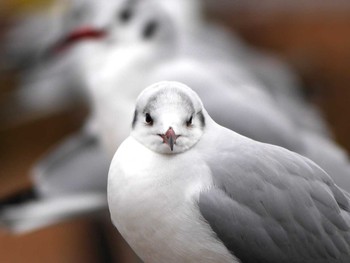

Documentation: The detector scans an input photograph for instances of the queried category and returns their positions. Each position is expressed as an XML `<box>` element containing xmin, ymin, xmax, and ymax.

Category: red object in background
<box><xmin>52</xmin><ymin>27</ymin><xmax>106</xmax><ymax>54</ymax></box>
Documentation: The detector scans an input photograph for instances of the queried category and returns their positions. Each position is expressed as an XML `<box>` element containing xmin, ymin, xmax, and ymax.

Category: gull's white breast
<box><xmin>108</xmin><ymin>136</ymin><xmax>238</xmax><ymax>263</ymax></box>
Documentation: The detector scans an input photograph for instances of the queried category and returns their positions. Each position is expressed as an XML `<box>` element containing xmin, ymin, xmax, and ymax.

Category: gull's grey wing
<box><xmin>299</xmin><ymin>132</ymin><xmax>350</xmax><ymax>192</ymax></box>
<box><xmin>198</xmin><ymin>128</ymin><xmax>350</xmax><ymax>263</ymax></box>
<box><xmin>33</xmin><ymin>131</ymin><xmax>110</xmax><ymax>197</ymax></box>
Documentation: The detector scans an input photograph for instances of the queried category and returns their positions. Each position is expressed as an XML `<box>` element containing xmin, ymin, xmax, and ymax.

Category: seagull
<box><xmin>108</xmin><ymin>81</ymin><xmax>350</xmax><ymax>263</ymax></box>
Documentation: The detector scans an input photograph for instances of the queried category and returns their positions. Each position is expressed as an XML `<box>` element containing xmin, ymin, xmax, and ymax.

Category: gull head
<box><xmin>112</xmin><ymin>0</ymin><xmax>177</xmax><ymax>50</ymax></box>
<box><xmin>131</xmin><ymin>81</ymin><xmax>206</xmax><ymax>154</ymax></box>
<box><xmin>51</xmin><ymin>0</ymin><xmax>177</xmax><ymax>55</ymax></box>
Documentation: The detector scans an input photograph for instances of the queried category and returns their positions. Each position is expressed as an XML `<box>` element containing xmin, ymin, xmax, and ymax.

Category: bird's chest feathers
<box><xmin>112</xmin><ymin>145</ymin><xmax>211</xmax><ymax>231</ymax></box>
<box><xmin>108</xmin><ymin>138</ymin><xmax>234</xmax><ymax>262</ymax></box>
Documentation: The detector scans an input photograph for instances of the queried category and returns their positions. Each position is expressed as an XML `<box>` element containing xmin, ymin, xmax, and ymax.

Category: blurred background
<box><xmin>0</xmin><ymin>0</ymin><xmax>350</xmax><ymax>262</ymax></box>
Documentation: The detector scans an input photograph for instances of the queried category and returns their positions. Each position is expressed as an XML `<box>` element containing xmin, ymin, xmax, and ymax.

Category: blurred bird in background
<box><xmin>0</xmin><ymin>0</ymin><xmax>350</xmax><ymax>262</ymax></box>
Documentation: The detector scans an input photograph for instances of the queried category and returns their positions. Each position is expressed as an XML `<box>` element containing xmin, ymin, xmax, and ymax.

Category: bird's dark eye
<box><xmin>145</xmin><ymin>113</ymin><xmax>153</xmax><ymax>125</ymax></box>
<box><xmin>118</xmin><ymin>8</ymin><xmax>133</xmax><ymax>22</ymax></box>
<box><xmin>142</xmin><ymin>20</ymin><xmax>158</xmax><ymax>39</ymax></box>
<box><xmin>186</xmin><ymin>116</ymin><xmax>193</xmax><ymax>127</ymax></box>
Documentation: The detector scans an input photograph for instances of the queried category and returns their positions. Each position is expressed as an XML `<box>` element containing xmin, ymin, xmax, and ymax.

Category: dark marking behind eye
<box><xmin>198</xmin><ymin>111</ymin><xmax>205</xmax><ymax>128</ymax></box>
<box><xmin>142</xmin><ymin>21</ymin><xmax>158</xmax><ymax>39</ymax></box>
<box><xmin>132</xmin><ymin>110</ymin><xmax>138</xmax><ymax>129</ymax></box>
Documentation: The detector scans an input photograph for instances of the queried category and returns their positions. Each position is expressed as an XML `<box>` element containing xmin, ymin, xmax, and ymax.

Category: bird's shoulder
<box><xmin>201</xmin><ymin>124</ymin><xmax>332</xmax><ymax>189</ymax></box>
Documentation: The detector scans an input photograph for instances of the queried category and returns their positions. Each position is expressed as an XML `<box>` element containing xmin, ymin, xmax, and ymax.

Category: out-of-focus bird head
<box><xmin>131</xmin><ymin>81</ymin><xmax>206</xmax><ymax>154</ymax></box>
<box><xmin>111</xmin><ymin>0</ymin><xmax>178</xmax><ymax>53</ymax></box>
<box><xmin>51</xmin><ymin>0</ymin><xmax>177</xmax><ymax>55</ymax></box>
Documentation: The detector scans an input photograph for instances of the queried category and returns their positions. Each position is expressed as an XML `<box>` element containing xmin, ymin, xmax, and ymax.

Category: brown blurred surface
<box><xmin>0</xmin><ymin>219</ymin><xmax>104</xmax><ymax>263</ymax></box>
<box><xmin>0</xmin><ymin>2</ymin><xmax>350</xmax><ymax>263</ymax></box>
<box><xmin>0</xmin><ymin>108</ymin><xmax>86</xmax><ymax>199</ymax></box>
<box><xmin>1</xmin><ymin>0</ymin><xmax>55</xmax><ymax>15</ymax></box>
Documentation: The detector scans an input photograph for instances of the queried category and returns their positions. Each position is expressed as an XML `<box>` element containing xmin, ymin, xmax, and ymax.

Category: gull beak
<box><xmin>52</xmin><ymin>27</ymin><xmax>106</xmax><ymax>54</ymax></box>
<box><xmin>160</xmin><ymin>127</ymin><xmax>178</xmax><ymax>151</ymax></box>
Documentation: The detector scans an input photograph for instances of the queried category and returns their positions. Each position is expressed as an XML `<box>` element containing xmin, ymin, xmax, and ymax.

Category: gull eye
<box><xmin>118</xmin><ymin>8</ymin><xmax>133</xmax><ymax>23</ymax></box>
<box><xmin>142</xmin><ymin>20</ymin><xmax>158</xmax><ymax>39</ymax></box>
<box><xmin>145</xmin><ymin>113</ymin><xmax>153</xmax><ymax>125</ymax></box>
<box><xmin>186</xmin><ymin>116</ymin><xmax>193</xmax><ymax>127</ymax></box>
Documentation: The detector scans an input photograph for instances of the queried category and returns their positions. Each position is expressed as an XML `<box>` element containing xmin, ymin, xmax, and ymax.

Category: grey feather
<box><xmin>33</xmin><ymin>131</ymin><xmax>111</xmax><ymax>197</ymax></box>
<box><xmin>0</xmin><ymin>193</ymin><xmax>107</xmax><ymax>234</ymax></box>
<box><xmin>0</xmin><ymin>131</ymin><xmax>111</xmax><ymax>233</ymax></box>
<box><xmin>198</xmin><ymin>126</ymin><xmax>350</xmax><ymax>263</ymax></box>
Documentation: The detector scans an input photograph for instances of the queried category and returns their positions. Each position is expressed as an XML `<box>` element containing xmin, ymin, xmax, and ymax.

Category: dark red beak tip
<box><xmin>52</xmin><ymin>27</ymin><xmax>106</xmax><ymax>54</ymax></box>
